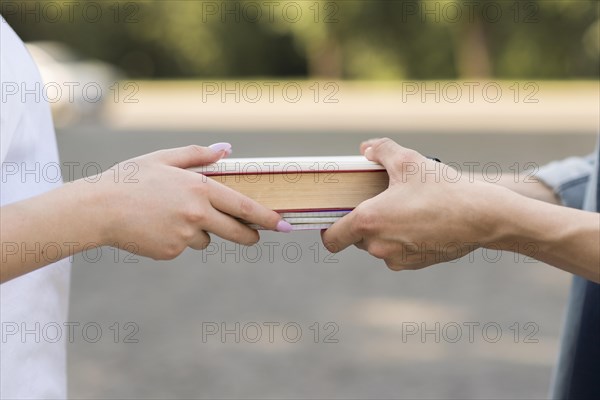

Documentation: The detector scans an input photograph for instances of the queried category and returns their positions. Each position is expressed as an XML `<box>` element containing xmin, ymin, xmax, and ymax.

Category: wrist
<box><xmin>476</xmin><ymin>184</ymin><xmax>527</xmax><ymax>250</ymax></box>
<box><xmin>68</xmin><ymin>178</ymin><xmax>115</xmax><ymax>247</ymax></box>
<box><xmin>478</xmin><ymin>183</ymin><xmax>555</xmax><ymax>254</ymax></box>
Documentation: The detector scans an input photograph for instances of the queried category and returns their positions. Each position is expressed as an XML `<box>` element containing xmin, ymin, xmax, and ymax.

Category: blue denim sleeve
<box><xmin>535</xmin><ymin>154</ymin><xmax>596</xmax><ymax>210</ymax></box>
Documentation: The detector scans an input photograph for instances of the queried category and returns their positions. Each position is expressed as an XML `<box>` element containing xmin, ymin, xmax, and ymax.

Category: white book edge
<box><xmin>189</xmin><ymin>155</ymin><xmax>384</xmax><ymax>175</ymax></box>
<box><xmin>247</xmin><ymin>222</ymin><xmax>337</xmax><ymax>231</ymax></box>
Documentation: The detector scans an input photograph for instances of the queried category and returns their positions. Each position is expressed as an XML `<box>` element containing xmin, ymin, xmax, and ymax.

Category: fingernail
<box><xmin>364</xmin><ymin>146</ymin><xmax>373</xmax><ymax>158</ymax></box>
<box><xmin>209</xmin><ymin>142</ymin><xmax>232</xmax><ymax>154</ymax></box>
<box><xmin>224</xmin><ymin>148</ymin><xmax>232</xmax><ymax>157</ymax></box>
<box><xmin>276</xmin><ymin>220</ymin><xmax>293</xmax><ymax>233</ymax></box>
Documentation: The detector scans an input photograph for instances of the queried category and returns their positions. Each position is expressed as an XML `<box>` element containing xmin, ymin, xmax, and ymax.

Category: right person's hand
<box><xmin>79</xmin><ymin>143</ymin><xmax>292</xmax><ymax>260</ymax></box>
<box><xmin>321</xmin><ymin>138</ymin><xmax>505</xmax><ymax>271</ymax></box>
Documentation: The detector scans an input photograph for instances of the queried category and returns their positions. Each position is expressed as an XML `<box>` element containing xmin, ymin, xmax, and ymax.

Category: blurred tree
<box><xmin>263</xmin><ymin>0</ymin><xmax>347</xmax><ymax>78</ymax></box>
<box><xmin>2</xmin><ymin>0</ymin><xmax>598</xmax><ymax>79</ymax></box>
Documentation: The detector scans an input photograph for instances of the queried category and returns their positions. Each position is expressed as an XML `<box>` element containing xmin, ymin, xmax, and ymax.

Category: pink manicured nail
<box><xmin>209</xmin><ymin>142</ymin><xmax>232</xmax><ymax>154</ymax></box>
<box><xmin>225</xmin><ymin>148</ymin><xmax>232</xmax><ymax>157</ymax></box>
<box><xmin>276</xmin><ymin>220</ymin><xmax>293</xmax><ymax>233</ymax></box>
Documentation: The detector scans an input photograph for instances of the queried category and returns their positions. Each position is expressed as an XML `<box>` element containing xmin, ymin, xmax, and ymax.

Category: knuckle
<box><xmin>372</xmin><ymin>137</ymin><xmax>392</xmax><ymax>150</ymax></box>
<box><xmin>185</xmin><ymin>207</ymin><xmax>207</xmax><ymax>225</ymax></box>
<box><xmin>238</xmin><ymin>198</ymin><xmax>255</xmax><ymax>221</ymax></box>
<box><xmin>371</xmin><ymin>137</ymin><xmax>395</xmax><ymax>154</ymax></box>
<box><xmin>187</xmin><ymin>144</ymin><xmax>205</xmax><ymax>156</ymax></box>
<box><xmin>366</xmin><ymin>243</ymin><xmax>388</xmax><ymax>259</ymax></box>
<box><xmin>385</xmin><ymin>260</ymin><xmax>405</xmax><ymax>271</ymax></box>
<box><xmin>352</xmin><ymin>206</ymin><xmax>377</xmax><ymax>235</ymax></box>
<box><xmin>191</xmin><ymin>180</ymin><xmax>209</xmax><ymax>196</ymax></box>
<box><xmin>161</xmin><ymin>242</ymin><xmax>185</xmax><ymax>260</ymax></box>
<box><xmin>181</xmin><ymin>227</ymin><xmax>196</xmax><ymax>242</ymax></box>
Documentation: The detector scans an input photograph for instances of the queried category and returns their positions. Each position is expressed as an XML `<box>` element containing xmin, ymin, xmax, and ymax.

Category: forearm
<box><xmin>1</xmin><ymin>180</ymin><xmax>108</xmax><ymax>283</ymax></box>
<box><xmin>490</xmin><ymin>173</ymin><xmax>560</xmax><ymax>205</ymax></box>
<box><xmin>484</xmin><ymin>186</ymin><xmax>600</xmax><ymax>283</ymax></box>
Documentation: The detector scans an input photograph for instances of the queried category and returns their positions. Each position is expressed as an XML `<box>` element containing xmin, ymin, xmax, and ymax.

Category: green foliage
<box><xmin>4</xmin><ymin>0</ymin><xmax>599</xmax><ymax>79</ymax></box>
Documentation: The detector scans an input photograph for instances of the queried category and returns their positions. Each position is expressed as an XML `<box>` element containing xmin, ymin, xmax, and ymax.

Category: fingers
<box><xmin>203</xmin><ymin>208</ymin><xmax>261</xmax><ymax>246</ymax></box>
<box><xmin>321</xmin><ymin>212</ymin><xmax>363</xmax><ymax>253</ymax></box>
<box><xmin>362</xmin><ymin>138</ymin><xmax>406</xmax><ymax>169</ymax></box>
<box><xmin>360</xmin><ymin>138</ymin><xmax>426</xmax><ymax>170</ymax></box>
<box><xmin>188</xmin><ymin>231</ymin><xmax>211</xmax><ymax>250</ymax></box>
<box><xmin>205</xmin><ymin>179</ymin><xmax>291</xmax><ymax>232</ymax></box>
<box><xmin>149</xmin><ymin>143</ymin><xmax>231</xmax><ymax>169</ymax></box>
<box><xmin>359</xmin><ymin>138</ymin><xmax>382</xmax><ymax>155</ymax></box>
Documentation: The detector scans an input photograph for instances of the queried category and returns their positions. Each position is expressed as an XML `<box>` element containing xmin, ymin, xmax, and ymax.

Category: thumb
<box><xmin>362</xmin><ymin>138</ymin><xmax>426</xmax><ymax>182</ymax></box>
<box><xmin>362</xmin><ymin>138</ymin><xmax>418</xmax><ymax>171</ymax></box>
<box><xmin>150</xmin><ymin>143</ymin><xmax>232</xmax><ymax>169</ymax></box>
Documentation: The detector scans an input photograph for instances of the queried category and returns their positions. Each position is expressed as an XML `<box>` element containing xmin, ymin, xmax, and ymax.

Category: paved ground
<box><xmin>57</xmin><ymin>126</ymin><xmax>596</xmax><ymax>399</ymax></box>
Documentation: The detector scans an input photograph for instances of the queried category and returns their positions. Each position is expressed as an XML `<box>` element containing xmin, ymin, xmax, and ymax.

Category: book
<box><xmin>190</xmin><ymin>156</ymin><xmax>389</xmax><ymax>230</ymax></box>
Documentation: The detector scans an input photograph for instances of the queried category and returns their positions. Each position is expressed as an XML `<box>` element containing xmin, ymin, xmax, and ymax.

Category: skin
<box><xmin>322</xmin><ymin>138</ymin><xmax>600</xmax><ymax>283</ymax></box>
<box><xmin>3</xmin><ymin>138</ymin><xmax>597</xmax><ymax>284</ymax></box>
<box><xmin>0</xmin><ymin>144</ymin><xmax>288</xmax><ymax>284</ymax></box>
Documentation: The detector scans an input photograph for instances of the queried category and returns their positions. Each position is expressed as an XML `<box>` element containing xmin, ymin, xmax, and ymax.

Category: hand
<box><xmin>321</xmin><ymin>138</ymin><xmax>506</xmax><ymax>271</ymax></box>
<box><xmin>83</xmin><ymin>143</ymin><xmax>291</xmax><ymax>260</ymax></box>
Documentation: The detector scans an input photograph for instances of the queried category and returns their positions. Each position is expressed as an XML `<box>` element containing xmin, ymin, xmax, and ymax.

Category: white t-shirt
<box><xmin>1</xmin><ymin>17</ymin><xmax>70</xmax><ymax>399</ymax></box>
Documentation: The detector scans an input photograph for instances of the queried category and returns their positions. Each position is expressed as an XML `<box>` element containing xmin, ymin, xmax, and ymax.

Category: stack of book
<box><xmin>191</xmin><ymin>156</ymin><xmax>389</xmax><ymax>230</ymax></box>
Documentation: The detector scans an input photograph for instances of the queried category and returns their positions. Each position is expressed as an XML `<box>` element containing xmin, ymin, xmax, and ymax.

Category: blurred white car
<box><xmin>25</xmin><ymin>41</ymin><xmax>122</xmax><ymax>128</ymax></box>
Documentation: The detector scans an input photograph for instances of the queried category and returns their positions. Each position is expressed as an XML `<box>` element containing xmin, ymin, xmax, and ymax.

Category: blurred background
<box><xmin>3</xmin><ymin>0</ymin><xmax>599</xmax><ymax>398</ymax></box>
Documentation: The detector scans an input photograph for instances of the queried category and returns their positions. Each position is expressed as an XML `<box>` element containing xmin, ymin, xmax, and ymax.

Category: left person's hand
<box><xmin>87</xmin><ymin>143</ymin><xmax>291</xmax><ymax>260</ymax></box>
<box><xmin>1</xmin><ymin>143</ymin><xmax>293</xmax><ymax>283</ymax></box>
